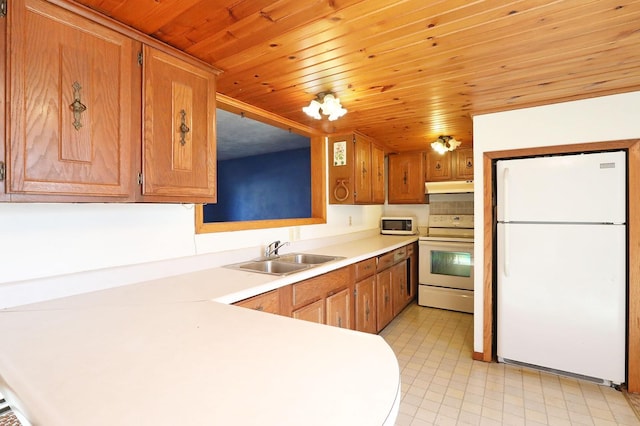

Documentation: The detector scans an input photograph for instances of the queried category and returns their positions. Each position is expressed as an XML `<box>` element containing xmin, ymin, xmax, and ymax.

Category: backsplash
<box><xmin>428</xmin><ymin>200</ymin><xmax>474</xmax><ymax>215</ymax></box>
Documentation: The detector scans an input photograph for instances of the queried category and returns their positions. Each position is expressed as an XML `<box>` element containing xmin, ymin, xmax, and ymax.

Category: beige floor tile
<box><xmin>383</xmin><ymin>303</ymin><xmax>640</xmax><ymax>426</ymax></box>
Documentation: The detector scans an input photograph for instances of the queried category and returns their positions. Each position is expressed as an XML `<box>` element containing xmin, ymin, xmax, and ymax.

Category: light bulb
<box><xmin>302</xmin><ymin>99</ymin><xmax>322</xmax><ymax>120</ymax></box>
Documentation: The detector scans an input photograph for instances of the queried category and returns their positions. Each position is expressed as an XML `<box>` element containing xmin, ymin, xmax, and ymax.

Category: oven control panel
<box><xmin>428</xmin><ymin>214</ymin><xmax>474</xmax><ymax>228</ymax></box>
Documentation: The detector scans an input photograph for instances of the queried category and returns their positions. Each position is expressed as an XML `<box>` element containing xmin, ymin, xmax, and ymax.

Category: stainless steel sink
<box><xmin>277</xmin><ymin>253</ymin><xmax>344</xmax><ymax>265</ymax></box>
<box><xmin>233</xmin><ymin>260</ymin><xmax>310</xmax><ymax>275</ymax></box>
<box><xmin>224</xmin><ymin>252</ymin><xmax>344</xmax><ymax>276</ymax></box>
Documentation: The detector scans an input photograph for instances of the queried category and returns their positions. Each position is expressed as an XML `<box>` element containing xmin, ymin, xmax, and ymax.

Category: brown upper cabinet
<box><xmin>5</xmin><ymin>0</ymin><xmax>138</xmax><ymax>201</ymax></box>
<box><xmin>140</xmin><ymin>46</ymin><xmax>217</xmax><ymax>203</ymax></box>
<box><xmin>328</xmin><ymin>132</ymin><xmax>385</xmax><ymax>205</ymax></box>
<box><xmin>388</xmin><ymin>151</ymin><xmax>426</xmax><ymax>204</ymax></box>
<box><xmin>426</xmin><ymin>147</ymin><xmax>474</xmax><ymax>182</ymax></box>
<box><xmin>370</xmin><ymin>143</ymin><xmax>386</xmax><ymax>203</ymax></box>
<box><xmin>2</xmin><ymin>0</ymin><xmax>219</xmax><ymax>203</ymax></box>
<box><xmin>453</xmin><ymin>147</ymin><xmax>474</xmax><ymax>180</ymax></box>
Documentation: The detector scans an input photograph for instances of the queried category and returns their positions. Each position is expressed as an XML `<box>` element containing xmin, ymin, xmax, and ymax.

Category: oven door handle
<box><xmin>419</xmin><ymin>241</ymin><xmax>473</xmax><ymax>250</ymax></box>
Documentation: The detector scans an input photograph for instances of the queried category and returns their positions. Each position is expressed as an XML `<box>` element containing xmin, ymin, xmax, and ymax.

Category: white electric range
<box><xmin>418</xmin><ymin>214</ymin><xmax>474</xmax><ymax>313</ymax></box>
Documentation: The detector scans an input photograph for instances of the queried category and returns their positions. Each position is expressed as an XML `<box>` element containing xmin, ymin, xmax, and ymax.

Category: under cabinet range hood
<box><xmin>425</xmin><ymin>180</ymin><xmax>474</xmax><ymax>194</ymax></box>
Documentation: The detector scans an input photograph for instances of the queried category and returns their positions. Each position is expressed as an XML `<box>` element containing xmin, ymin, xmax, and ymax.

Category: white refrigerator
<box><xmin>496</xmin><ymin>151</ymin><xmax>626</xmax><ymax>385</ymax></box>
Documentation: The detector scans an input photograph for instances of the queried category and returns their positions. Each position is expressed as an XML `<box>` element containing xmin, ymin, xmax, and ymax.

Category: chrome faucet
<box><xmin>264</xmin><ymin>240</ymin><xmax>289</xmax><ymax>258</ymax></box>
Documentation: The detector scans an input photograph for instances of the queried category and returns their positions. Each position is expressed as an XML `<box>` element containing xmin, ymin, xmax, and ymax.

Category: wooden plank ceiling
<box><xmin>72</xmin><ymin>0</ymin><xmax>640</xmax><ymax>151</ymax></box>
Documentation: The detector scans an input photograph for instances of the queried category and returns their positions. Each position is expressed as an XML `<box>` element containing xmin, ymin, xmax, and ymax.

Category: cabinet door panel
<box><xmin>326</xmin><ymin>288</ymin><xmax>352</xmax><ymax>329</ymax></box>
<box><xmin>371</xmin><ymin>144</ymin><xmax>385</xmax><ymax>203</ymax></box>
<box><xmin>293</xmin><ymin>299</ymin><xmax>324</xmax><ymax>324</ymax></box>
<box><xmin>142</xmin><ymin>46</ymin><xmax>216</xmax><ymax>201</ymax></box>
<box><xmin>355</xmin><ymin>277</ymin><xmax>377</xmax><ymax>334</ymax></box>
<box><xmin>388</xmin><ymin>152</ymin><xmax>425</xmax><ymax>204</ymax></box>
<box><xmin>392</xmin><ymin>261</ymin><xmax>408</xmax><ymax>316</ymax></box>
<box><xmin>426</xmin><ymin>151</ymin><xmax>452</xmax><ymax>182</ymax></box>
<box><xmin>354</xmin><ymin>135</ymin><xmax>372</xmax><ymax>203</ymax></box>
<box><xmin>454</xmin><ymin>148</ymin><xmax>474</xmax><ymax>180</ymax></box>
<box><xmin>376</xmin><ymin>269</ymin><xmax>394</xmax><ymax>332</ymax></box>
<box><xmin>8</xmin><ymin>0</ymin><xmax>136</xmax><ymax>197</ymax></box>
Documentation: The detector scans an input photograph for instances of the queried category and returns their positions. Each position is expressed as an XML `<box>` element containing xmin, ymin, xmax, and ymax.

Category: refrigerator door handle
<box><xmin>503</xmin><ymin>225</ymin><xmax>510</xmax><ymax>277</ymax></box>
<box><xmin>502</xmin><ymin>167</ymin><xmax>510</xmax><ymax>222</ymax></box>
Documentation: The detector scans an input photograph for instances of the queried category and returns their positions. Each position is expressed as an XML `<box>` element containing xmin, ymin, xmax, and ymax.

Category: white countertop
<box><xmin>0</xmin><ymin>234</ymin><xmax>417</xmax><ymax>425</ymax></box>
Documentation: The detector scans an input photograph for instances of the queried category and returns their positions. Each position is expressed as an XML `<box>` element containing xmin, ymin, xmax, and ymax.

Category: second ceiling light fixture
<box><xmin>431</xmin><ymin>135</ymin><xmax>461</xmax><ymax>154</ymax></box>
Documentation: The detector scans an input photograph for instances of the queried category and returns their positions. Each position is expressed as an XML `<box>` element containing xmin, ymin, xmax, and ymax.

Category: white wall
<box><xmin>0</xmin><ymin>198</ymin><xmax>384</xmax><ymax>307</ymax></box>
<box><xmin>472</xmin><ymin>91</ymin><xmax>640</xmax><ymax>353</ymax></box>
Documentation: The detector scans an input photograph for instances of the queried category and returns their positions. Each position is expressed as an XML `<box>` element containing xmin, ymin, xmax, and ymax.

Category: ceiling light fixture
<box><xmin>302</xmin><ymin>92</ymin><xmax>347</xmax><ymax>121</ymax></box>
<box><xmin>431</xmin><ymin>135</ymin><xmax>461</xmax><ymax>154</ymax></box>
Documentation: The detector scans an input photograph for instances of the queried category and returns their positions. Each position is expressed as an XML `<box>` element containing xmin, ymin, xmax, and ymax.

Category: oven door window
<box><xmin>431</xmin><ymin>250</ymin><xmax>472</xmax><ymax>277</ymax></box>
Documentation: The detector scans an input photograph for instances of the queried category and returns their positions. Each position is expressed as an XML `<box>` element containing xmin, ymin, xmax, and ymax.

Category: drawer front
<box><xmin>406</xmin><ymin>243</ymin><xmax>415</xmax><ymax>256</ymax></box>
<box><xmin>354</xmin><ymin>258</ymin><xmax>376</xmax><ymax>281</ymax></box>
<box><xmin>234</xmin><ymin>290</ymin><xmax>280</xmax><ymax>314</ymax></box>
<box><xmin>292</xmin><ymin>267</ymin><xmax>351</xmax><ymax>308</ymax></box>
<box><xmin>377</xmin><ymin>251</ymin><xmax>395</xmax><ymax>271</ymax></box>
<box><xmin>393</xmin><ymin>246</ymin><xmax>407</xmax><ymax>263</ymax></box>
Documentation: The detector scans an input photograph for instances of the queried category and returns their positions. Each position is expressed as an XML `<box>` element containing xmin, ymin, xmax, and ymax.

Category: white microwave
<box><xmin>380</xmin><ymin>216</ymin><xmax>417</xmax><ymax>235</ymax></box>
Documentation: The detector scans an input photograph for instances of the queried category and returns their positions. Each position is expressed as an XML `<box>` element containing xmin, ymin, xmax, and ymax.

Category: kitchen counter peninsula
<box><xmin>0</xmin><ymin>234</ymin><xmax>418</xmax><ymax>425</ymax></box>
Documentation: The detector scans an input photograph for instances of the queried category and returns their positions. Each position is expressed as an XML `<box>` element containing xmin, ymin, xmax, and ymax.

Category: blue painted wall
<box><xmin>203</xmin><ymin>148</ymin><xmax>311</xmax><ymax>222</ymax></box>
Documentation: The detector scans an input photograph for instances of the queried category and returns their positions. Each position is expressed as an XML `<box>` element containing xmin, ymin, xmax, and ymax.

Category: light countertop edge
<box><xmin>0</xmin><ymin>301</ymin><xmax>402</xmax><ymax>425</ymax></box>
<box><xmin>0</xmin><ymin>234</ymin><xmax>417</xmax><ymax>425</ymax></box>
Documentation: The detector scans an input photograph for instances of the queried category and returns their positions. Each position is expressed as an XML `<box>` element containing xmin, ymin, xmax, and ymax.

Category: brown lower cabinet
<box><xmin>292</xmin><ymin>299</ymin><xmax>324</xmax><ymax>323</ymax></box>
<box><xmin>391</xmin><ymin>261</ymin><xmax>408</xmax><ymax>317</ymax></box>
<box><xmin>376</xmin><ymin>267</ymin><xmax>395</xmax><ymax>332</ymax></box>
<box><xmin>325</xmin><ymin>288</ymin><xmax>352</xmax><ymax>329</ymax></box>
<box><xmin>355</xmin><ymin>276</ymin><xmax>377</xmax><ymax>333</ymax></box>
<box><xmin>233</xmin><ymin>289</ymin><xmax>281</xmax><ymax>314</ymax></box>
<box><xmin>234</xmin><ymin>243</ymin><xmax>417</xmax><ymax>334</ymax></box>
<box><xmin>289</xmin><ymin>266</ymin><xmax>354</xmax><ymax>329</ymax></box>
<box><xmin>354</xmin><ymin>257</ymin><xmax>378</xmax><ymax>333</ymax></box>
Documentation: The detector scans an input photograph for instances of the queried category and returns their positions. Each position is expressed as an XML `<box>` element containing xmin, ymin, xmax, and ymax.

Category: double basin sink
<box><xmin>225</xmin><ymin>253</ymin><xmax>345</xmax><ymax>276</ymax></box>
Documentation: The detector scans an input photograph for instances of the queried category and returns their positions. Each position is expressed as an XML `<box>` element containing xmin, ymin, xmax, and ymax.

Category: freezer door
<box><xmin>497</xmin><ymin>151</ymin><xmax>626</xmax><ymax>224</ymax></box>
<box><xmin>497</xmin><ymin>223</ymin><xmax>626</xmax><ymax>384</ymax></box>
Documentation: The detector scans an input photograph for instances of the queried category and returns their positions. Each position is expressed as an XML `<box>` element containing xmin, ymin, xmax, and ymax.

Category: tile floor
<box><xmin>380</xmin><ymin>303</ymin><xmax>640</xmax><ymax>426</ymax></box>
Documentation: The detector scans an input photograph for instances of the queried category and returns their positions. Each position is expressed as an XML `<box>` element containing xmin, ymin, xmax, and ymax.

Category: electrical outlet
<box><xmin>348</xmin><ymin>215</ymin><xmax>352</xmax><ymax>226</ymax></box>
<box><xmin>289</xmin><ymin>226</ymin><xmax>301</xmax><ymax>241</ymax></box>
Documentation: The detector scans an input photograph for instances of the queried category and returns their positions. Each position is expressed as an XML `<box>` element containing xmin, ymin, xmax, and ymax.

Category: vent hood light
<box><xmin>425</xmin><ymin>180</ymin><xmax>474</xmax><ymax>194</ymax></box>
